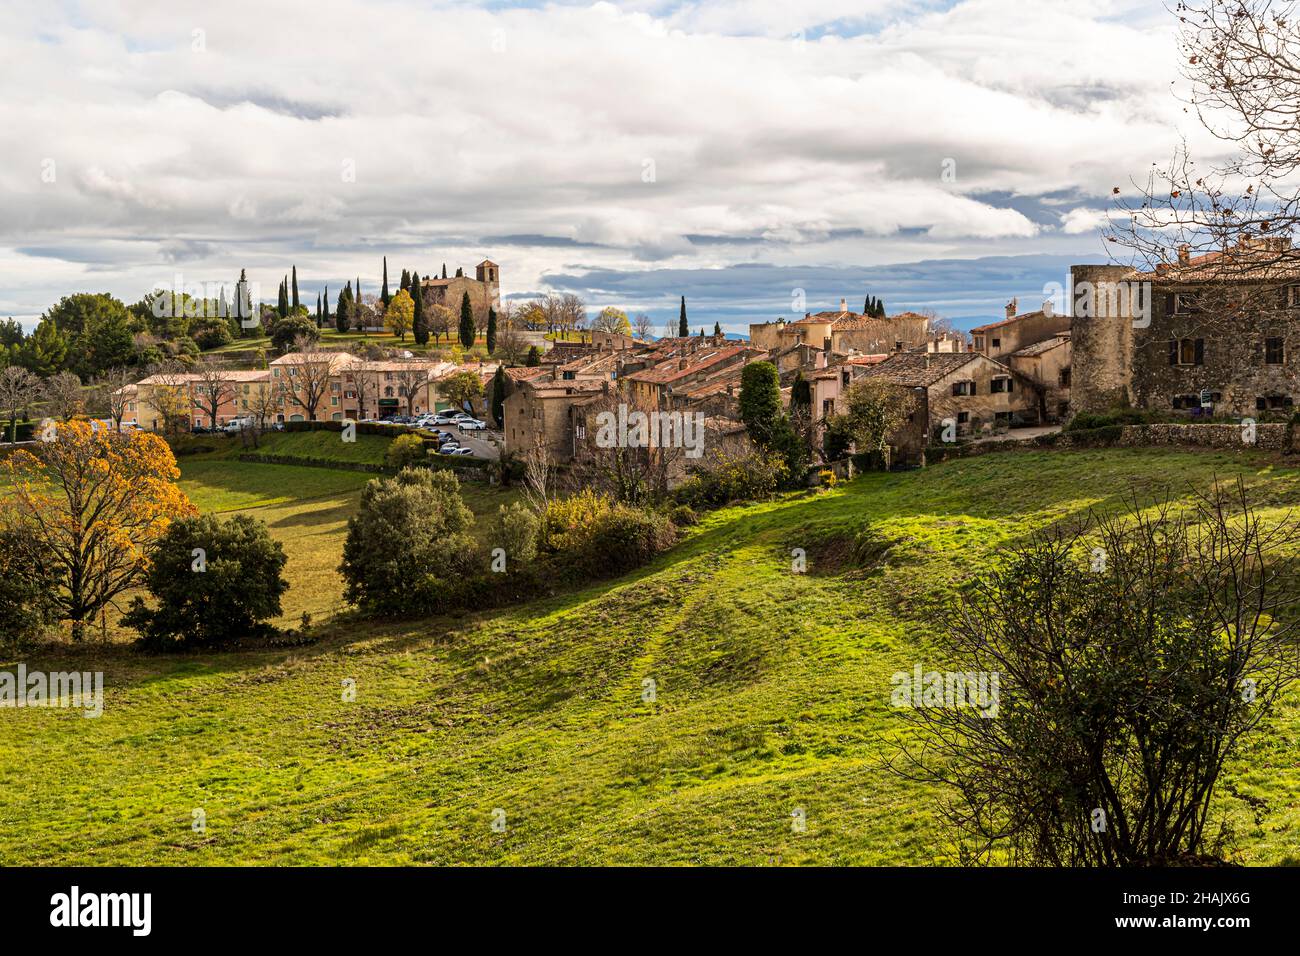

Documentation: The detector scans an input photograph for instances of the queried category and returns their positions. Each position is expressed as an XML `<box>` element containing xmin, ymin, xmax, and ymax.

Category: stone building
<box><xmin>970</xmin><ymin>300</ymin><xmax>1071</xmax><ymax>361</ymax></box>
<box><xmin>1009</xmin><ymin>334</ymin><xmax>1072</xmax><ymax>422</ymax></box>
<box><xmin>749</xmin><ymin>302</ymin><xmax>929</xmax><ymax>355</ymax></box>
<box><xmin>1069</xmin><ymin>238</ymin><xmax>1300</xmax><ymax>417</ymax></box>
<box><xmin>420</xmin><ymin>259</ymin><xmax>501</xmax><ymax>326</ymax></box>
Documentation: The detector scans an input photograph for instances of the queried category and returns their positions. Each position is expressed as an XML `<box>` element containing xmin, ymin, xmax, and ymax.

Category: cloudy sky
<box><xmin>0</xmin><ymin>0</ymin><xmax>1225</xmax><ymax>333</ymax></box>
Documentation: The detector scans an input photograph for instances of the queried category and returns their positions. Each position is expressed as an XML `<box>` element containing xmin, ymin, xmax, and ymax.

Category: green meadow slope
<box><xmin>2</xmin><ymin>448</ymin><xmax>1300</xmax><ymax>865</ymax></box>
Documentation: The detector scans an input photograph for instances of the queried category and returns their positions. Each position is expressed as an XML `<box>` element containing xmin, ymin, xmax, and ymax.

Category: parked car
<box><xmin>447</xmin><ymin>447</ymin><xmax>476</xmax><ymax>456</ymax></box>
<box><xmin>222</xmin><ymin>417</ymin><xmax>253</xmax><ymax>434</ymax></box>
<box><xmin>457</xmin><ymin>418</ymin><xmax>487</xmax><ymax>431</ymax></box>
<box><xmin>431</xmin><ymin>413</ymin><xmax>459</xmax><ymax>426</ymax></box>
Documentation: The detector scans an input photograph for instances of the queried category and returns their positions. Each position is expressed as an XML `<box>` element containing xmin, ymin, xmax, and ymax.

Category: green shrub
<box><xmin>122</xmin><ymin>514</ymin><xmax>289</xmax><ymax>651</ymax></box>
<box><xmin>339</xmin><ymin>467</ymin><xmax>477</xmax><ymax>615</ymax></box>
<box><xmin>539</xmin><ymin>488</ymin><xmax>616</xmax><ymax>553</ymax></box>
<box><xmin>494</xmin><ymin>501</ymin><xmax>539</xmax><ymax>565</ymax></box>
<box><xmin>385</xmin><ymin>432</ymin><xmax>427</xmax><ymax>469</ymax></box>
<box><xmin>0</xmin><ymin>529</ymin><xmax>58</xmax><ymax>651</ymax></box>
<box><xmin>670</xmin><ymin>504</ymin><xmax>698</xmax><ymax>527</ymax></box>
<box><xmin>585</xmin><ymin>507</ymin><xmax>677</xmax><ymax>575</ymax></box>
<box><xmin>675</xmin><ymin>450</ymin><xmax>788</xmax><ymax>509</ymax></box>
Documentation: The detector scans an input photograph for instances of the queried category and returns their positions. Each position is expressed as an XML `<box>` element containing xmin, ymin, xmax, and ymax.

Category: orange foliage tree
<box><xmin>1</xmin><ymin>419</ymin><xmax>196</xmax><ymax>641</ymax></box>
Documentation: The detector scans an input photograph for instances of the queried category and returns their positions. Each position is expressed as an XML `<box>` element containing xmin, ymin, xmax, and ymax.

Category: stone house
<box><xmin>749</xmin><ymin>302</ymin><xmax>929</xmax><ymax>355</ymax></box>
<box><xmin>502</xmin><ymin>378</ymin><xmax>607</xmax><ymax>461</ymax></box>
<box><xmin>1009</xmin><ymin>333</ymin><xmax>1072</xmax><ymax>421</ymax></box>
<box><xmin>970</xmin><ymin>299</ymin><xmax>1071</xmax><ymax>361</ymax></box>
<box><xmin>419</xmin><ymin>259</ymin><xmax>501</xmax><ymax>327</ymax></box>
<box><xmin>1070</xmin><ymin>239</ymin><xmax>1300</xmax><ymax>417</ymax></box>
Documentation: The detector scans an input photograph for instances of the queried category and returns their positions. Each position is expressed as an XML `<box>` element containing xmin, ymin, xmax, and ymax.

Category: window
<box><xmin>991</xmin><ymin>338</ymin><xmax>1001</xmax><ymax>349</ymax></box>
<box><xmin>1173</xmin><ymin>293</ymin><xmax>1192</xmax><ymax>314</ymax></box>
<box><xmin>974</xmin><ymin>336</ymin><xmax>985</xmax><ymax>351</ymax></box>
<box><xmin>1059</xmin><ymin>367</ymin><xmax>1072</xmax><ymax>387</ymax></box>
<box><xmin>1266</xmin><ymin>337</ymin><xmax>1285</xmax><ymax>364</ymax></box>
<box><xmin>991</xmin><ymin>377</ymin><xmax>1013</xmax><ymax>394</ymax></box>
<box><xmin>957</xmin><ymin>411</ymin><xmax>970</xmax><ymax>424</ymax></box>
<box><xmin>1257</xmin><ymin>395</ymin><xmax>1293</xmax><ymax>411</ymax></box>
<box><xmin>1288</xmin><ymin>286</ymin><xmax>1300</xmax><ymax>308</ymax></box>
<box><xmin>952</xmin><ymin>381</ymin><xmax>971</xmax><ymax>397</ymax></box>
<box><xmin>1171</xmin><ymin>338</ymin><xmax>1204</xmax><ymax>366</ymax></box>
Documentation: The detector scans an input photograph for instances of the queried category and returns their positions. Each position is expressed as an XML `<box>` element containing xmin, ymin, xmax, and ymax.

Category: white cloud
<box><xmin>0</xmin><ymin>0</ymin><xmax>1218</xmax><ymax>322</ymax></box>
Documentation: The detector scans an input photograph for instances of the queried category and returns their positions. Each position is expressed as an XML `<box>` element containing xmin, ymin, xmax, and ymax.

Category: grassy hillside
<box><xmin>3</xmin><ymin>447</ymin><xmax>1300</xmax><ymax>865</ymax></box>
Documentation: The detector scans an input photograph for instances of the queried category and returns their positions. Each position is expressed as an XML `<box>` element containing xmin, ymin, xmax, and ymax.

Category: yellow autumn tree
<box><xmin>385</xmin><ymin>288</ymin><xmax>415</xmax><ymax>340</ymax></box>
<box><xmin>0</xmin><ymin>419</ymin><xmax>196</xmax><ymax>641</ymax></box>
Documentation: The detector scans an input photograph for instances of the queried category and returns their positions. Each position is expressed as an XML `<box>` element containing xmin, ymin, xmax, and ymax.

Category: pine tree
<box><xmin>291</xmin><ymin>266</ymin><xmax>299</xmax><ymax>312</ymax></box>
<box><xmin>382</xmin><ymin>257</ymin><xmax>391</xmax><ymax>307</ymax></box>
<box><xmin>864</xmin><ymin>296</ymin><xmax>871</xmax><ymax>315</ymax></box>
<box><xmin>458</xmin><ymin>292</ymin><xmax>475</xmax><ymax>349</ymax></box>
<box><xmin>713</xmin><ymin>321</ymin><xmax>722</xmax><ymax>337</ymax></box>
<box><xmin>412</xmin><ymin>276</ymin><xmax>427</xmax><ymax>346</ymax></box>
<box><xmin>316</xmin><ymin>293</ymin><xmax>322</xmax><ymax>326</ymax></box>
<box><xmin>400</xmin><ymin>268</ymin><xmax>410</xmax><ymax>293</ymax></box>
<box><xmin>441</xmin><ymin>263</ymin><xmax>447</xmax><ymax>279</ymax></box>
<box><xmin>323</xmin><ymin>285</ymin><xmax>330</xmax><ymax>328</ymax></box>
<box><xmin>277</xmin><ymin>278</ymin><xmax>288</xmax><ymax>318</ymax></box>
<box><xmin>486</xmin><ymin>307</ymin><xmax>497</xmax><ymax>354</ymax></box>
<box><xmin>525</xmin><ymin>345</ymin><xmax>541</xmax><ymax>367</ymax></box>
<box><xmin>678</xmin><ymin>296</ymin><xmax>688</xmax><ymax>337</ymax></box>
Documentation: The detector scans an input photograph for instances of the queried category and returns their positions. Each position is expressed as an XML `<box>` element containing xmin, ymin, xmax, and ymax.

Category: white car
<box><xmin>456</xmin><ymin>419</ymin><xmax>487</xmax><ymax>431</ymax></box>
<box><xmin>448</xmin><ymin>447</ymin><xmax>475</xmax><ymax>456</ymax></box>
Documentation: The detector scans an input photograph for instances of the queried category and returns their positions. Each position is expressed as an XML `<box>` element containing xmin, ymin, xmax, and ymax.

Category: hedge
<box><xmin>237</xmin><ymin>452</ymin><xmax>492</xmax><ymax>478</ymax></box>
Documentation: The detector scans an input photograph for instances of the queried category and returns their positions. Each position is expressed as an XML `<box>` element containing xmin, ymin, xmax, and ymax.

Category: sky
<box><xmin>0</xmin><ymin>0</ymin><xmax>1227</xmax><ymax>334</ymax></box>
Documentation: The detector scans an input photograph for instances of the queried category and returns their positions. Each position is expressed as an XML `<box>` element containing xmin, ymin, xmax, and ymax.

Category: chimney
<box><xmin>1005</xmin><ymin>297</ymin><xmax>1018</xmax><ymax>320</ymax></box>
<box><xmin>1042</xmin><ymin>299</ymin><xmax>1054</xmax><ymax>317</ymax></box>
<box><xmin>1178</xmin><ymin>244</ymin><xmax>1190</xmax><ymax>266</ymax></box>
<box><xmin>839</xmin><ymin>297</ymin><xmax>847</xmax><ymax>312</ymax></box>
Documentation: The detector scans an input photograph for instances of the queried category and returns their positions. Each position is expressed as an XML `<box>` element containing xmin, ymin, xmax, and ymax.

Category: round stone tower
<box><xmin>1069</xmin><ymin>264</ymin><xmax>1135</xmax><ymax>414</ymax></box>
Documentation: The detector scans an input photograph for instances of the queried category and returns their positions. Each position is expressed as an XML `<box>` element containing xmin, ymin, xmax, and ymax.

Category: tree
<box><xmin>0</xmin><ymin>527</ymin><xmax>59</xmax><ymax>651</ymax></box>
<box><xmin>322</xmin><ymin>285</ymin><xmax>330</xmax><ymax>329</ymax></box>
<box><xmin>335</xmin><ymin>284</ymin><xmax>352</xmax><ymax>334</ymax></box>
<box><xmin>678</xmin><ymin>296</ymin><xmax>688</xmax><ymax>337</ymax></box>
<box><xmin>458</xmin><ymin>292</ymin><xmax>475</xmax><ymax>349</ymax></box>
<box><xmin>428</xmin><ymin>303</ymin><xmax>453</xmax><ymax>344</ymax></box>
<box><xmin>277</xmin><ymin>340</ymin><xmax>336</xmax><ymax>421</ymax></box>
<box><xmin>291</xmin><ymin>266</ymin><xmax>300</xmax><ymax>312</ymax></box>
<box><xmin>382</xmin><ymin>257</ymin><xmax>391</xmax><ymax>307</ymax></box>
<box><xmin>526</xmin><ymin>345</ymin><xmax>541</xmax><ymax>367</ymax></box>
<box><xmin>140</xmin><ymin>361</ymin><xmax>192</xmax><ymax>439</ymax></box>
<box><xmin>490</xmin><ymin>365</ymin><xmax>507</xmax><ymax>427</ymax></box>
<box><xmin>889</xmin><ymin>482</ymin><xmax>1300</xmax><ymax>865</ymax></box>
<box><xmin>349</xmin><ymin>364</ymin><xmax>381</xmax><ymax>422</ymax></box>
<box><xmin>191</xmin><ymin>318</ymin><xmax>233</xmax><ymax>351</ymax></box>
<box><xmin>123</xmin><ymin>513</ymin><xmax>289</xmax><ymax>650</ymax></box>
<box><xmin>438</xmin><ymin>369</ymin><xmax>484</xmax><ymax>413</ymax></box>
<box><xmin>270</xmin><ymin>315</ymin><xmax>319</xmax><ymax>353</ymax></box>
<box><xmin>20</xmin><ymin>318</ymin><xmax>68</xmax><ymax>377</ymax></box>
<box><xmin>412</xmin><ymin>282</ymin><xmax>428</xmax><ymax>345</ymax></box>
<box><xmin>738</xmin><ymin>361</ymin><xmax>785</xmax><ymax>448</ymax></box>
<box><xmin>385</xmin><ymin>433</ymin><xmax>427</xmax><ymax>469</ymax></box>
<box><xmin>494</xmin><ymin>329</ymin><xmax>529</xmax><ymax>365</ymax></box>
<box><xmin>713</xmin><ymin>321</ymin><xmax>722</xmax><ymax>337</ymax></box>
<box><xmin>192</xmin><ymin>360</ymin><xmax>237</xmax><ymax>429</ymax></box>
<box><xmin>394</xmin><ymin>364</ymin><xmax>428</xmax><ymax>417</ymax></box>
<box><xmin>592</xmin><ymin>307</ymin><xmax>631</xmax><ymax>334</ymax></box>
<box><xmin>0</xmin><ymin>366</ymin><xmax>41</xmax><ymax>442</ymax></box>
<box><xmin>385</xmin><ymin>289</ymin><xmax>415</xmax><ymax>341</ymax></box>
<box><xmin>399</xmin><ymin>268</ymin><xmax>411</xmax><ymax>293</ymax></box>
<box><xmin>485</xmin><ymin>307</ymin><xmax>498</xmax><ymax>354</ymax></box>
<box><xmin>0</xmin><ymin>420</ymin><xmax>196</xmax><ymax>641</ymax></box>
<box><xmin>339</xmin><ymin>468</ymin><xmax>477</xmax><ymax>614</ymax></box>
<box><xmin>789</xmin><ymin>369</ymin><xmax>814</xmax><ymax>457</ymax></box>
<box><xmin>233</xmin><ymin>269</ymin><xmax>255</xmax><ymax>337</ymax></box>
<box><xmin>277</xmin><ymin>277</ymin><xmax>289</xmax><ymax>319</ymax></box>
<box><xmin>44</xmin><ymin>370</ymin><xmax>84</xmax><ymax>420</ymax></box>
<box><xmin>633</xmin><ymin>313</ymin><xmax>653</xmax><ymax>339</ymax></box>
<box><xmin>827</xmin><ymin>377</ymin><xmax>917</xmax><ymax>469</ymax></box>
<box><xmin>96</xmin><ymin>367</ymin><xmax>133</xmax><ymax>432</ymax></box>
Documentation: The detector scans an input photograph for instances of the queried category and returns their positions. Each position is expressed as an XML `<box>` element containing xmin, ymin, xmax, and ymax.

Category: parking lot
<box><xmin>424</xmin><ymin>423</ymin><xmax>500</xmax><ymax>459</ymax></box>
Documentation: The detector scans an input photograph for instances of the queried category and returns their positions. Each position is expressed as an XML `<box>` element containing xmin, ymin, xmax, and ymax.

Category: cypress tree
<box><xmin>412</xmin><ymin>275</ymin><xmax>428</xmax><ymax>346</ymax></box>
<box><xmin>291</xmin><ymin>266</ymin><xmax>299</xmax><ymax>312</ymax></box>
<box><xmin>336</xmin><ymin>283</ymin><xmax>351</xmax><ymax>333</ymax></box>
<box><xmin>316</xmin><ymin>293</ymin><xmax>322</xmax><ymax>326</ymax></box>
<box><xmin>490</xmin><ymin>365</ymin><xmax>506</xmax><ymax>428</ymax></box>
<box><xmin>277</xmin><ymin>278</ymin><xmax>288</xmax><ymax>318</ymax></box>
<box><xmin>713</xmin><ymin>321</ymin><xmax>722</xmax><ymax>337</ymax></box>
<box><xmin>441</xmin><ymin>263</ymin><xmax>447</xmax><ymax>279</ymax></box>
<box><xmin>525</xmin><ymin>345</ymin><xmax>541</xmax><ymax>367</ymax></box>
<box><xmin>382</xmin><ymin>257</ymin><xmax>391</xmax><ymax>307</ymax></box>
<box><xmin>399</xmin><ymin>268</ymin><xmax>410</xmax><ymax>293</ymax></box>
<box><xmin>678</xmin><ymin>296</ymin><xmax>688</xmax><ymax>337</ymax></box>
<box><xmin>323</xmin><ymin>285</ymin><xmax>330</xmax><ymax>328</ymax></box>
<box><xmin>486</xmin><ymin>307</ymin><xmax>497</xmax><ymax>354</ymax></box>
<box><xmin>458</xmin><ymin>292</ymin><xmax>475</xmax><ymax>349</ymax></box>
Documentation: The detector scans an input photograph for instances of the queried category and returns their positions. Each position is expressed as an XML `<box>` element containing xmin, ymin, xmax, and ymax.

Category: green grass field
<box><xmin>3</xmin><ymin>446</ymin><xmax>1300</xmax><ymax>865</ymax></box>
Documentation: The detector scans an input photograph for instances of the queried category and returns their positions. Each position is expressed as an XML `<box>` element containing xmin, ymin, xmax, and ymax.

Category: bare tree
<box><xmin>96</xmin><ymin>367</ymin><xmax>136</xmax><ymax>431</ymax></box>
<box><xmin>349</xmin><ymin>364</ymin><xmax>382</xmax><ymax>420</ymax></box>
<box><xmin>888</xmin><ymin>481</ymin><xmax>1300</xmax><ymax>865</ymax></box>
<box><xmin>494</xmin><ymin>329</ymin><xmax>529</xmax><ymax>366</ymax></box>
<box><xmin>633</xmin><ymin>313</ymin><xmax>654</xmax><ymax>340</ymax></box>
<box><xmin>1107</xmin><ymin>1</ymin><xmax>1300</xmax><ymax>308</ymax></box>
<box><xmin>0</xmin><ymin>366</ymin><xmax>41</xmax><ymax>442</ymax></box>
<box><xmin>192</xmin><ymin>359</ymin><xmax>237</xmax><ymax>429</ymax></box>
<box><xmin>243</xmin><ymin>383</ymin><xmax>281</xmax><ymax>448</ymax></box>
<box><xmin>570</xmin><ymin>392</ymin><xmax>685</xmax><ymax>504</ymax></box>
<box><xmin>427</xmin><ymin>302</ymin><xmax>454</xmax><ymax>345</ymax></box>
<box><xmin>278</xmin><ymin>338</ymin><xmax>336</xmax><ymax>421</ymax></box>
<box><xmin>140</xmin><ymin>361</ymin><xmax>192</xmax><ymax>438</ymax></box>
<box><xmin>394</xmin><ymin>365</ymin><xmax>429</xmax><ymax>417</ymax></box>
<box><xmin>44</xmin><ymin>371</ymin><xmax>85</xmax><ymax>421</ymax></box>
<box><xmin>522</xmin><ymin>434</ymin><xmax>552</xmax><ymax>514</ymax></box>
<box><xmin>557</xmin><ymin>292</ymin><xmax>587</xmax><ymax>335</ymax></box>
